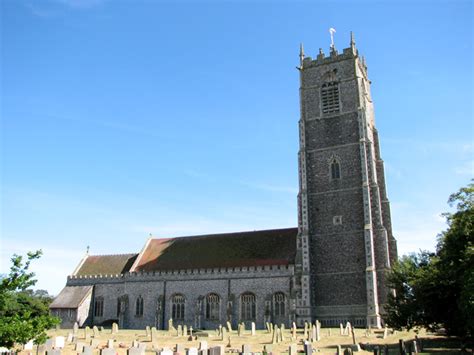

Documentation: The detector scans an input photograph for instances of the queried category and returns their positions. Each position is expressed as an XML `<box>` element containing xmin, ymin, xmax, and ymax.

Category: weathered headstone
<box><xmin>278</xmin><ymin>326</ymin><xmax>283</xmax><ymax>342</ymax></box>
<box><xmin>251</xmin><ymin>322</ymin><xmax>256</xmax><ymax>336</ymax></box>
<box><xmin>303</xmin><ymin>322</ymin><xmax>309</xmax><ymax>340</ymax></box>
<box><xmin>311</xmin><ymin>325</ymin><xmax>317</xmax><ymax>342</ymax></box>
<box><xmin>220</xmin><ymin>327</ymin><xmax>227</xmax><ymax>341</ymax></box>
<box><xmin>226</xmin><ymin>336</ymin><xmax>232</xmax><ymax>348</ymax></box>
<box><xmin>145</xmin><ymin>325</ymin><xmax>150</xmax><ymax>338</ymax></box>
<box><xmin>315</xmin><ymin>320</ymin><xmax>321</xmax><ymax>341</ymax></box>
<box><xmin>237</xmin><ymin>323</ymin><xmax>242</xmax><ymax>337</ymax></box>
<box><xmin>93</xmin><ymin>326</ymin><xmax>100</xmax><ymax>338</ymax></box>
<box><xmin>151</xmin><ymin>327</ymin><xmax>158</xmax><ymax>343</ymax></box>
<box><xmin>184</xmin><ymin>325</ymin><xmax>188</xmax><ymax>336</ymax></box>
<box><xmin>127</xmin><ymin>347</ymin><xmax>144</xmax><ymax>355</ymax></box>
<box><xmin>160</xmin><ymin>348</ymin><xmax>173</xmax><ymax>355</ymax></box>
<box><xmin>345</xmin><ymin>322</ymin><xmax>352</xmax><ymax>336</ymax></box>
<box><xmin>289</xmin><ymin>343</ymin><xmax>297</xmax><ymax>355</ymax></box>
<box><xmin>81</xmin><ymin>345</ymin><xmax>93</xmax><ymax>355</ymax></box>
<box><xmin>208</xmin><ymin>345</ymin><xmax>224</xmax><ymax>355</ymax></box>
<box><xmin>177</xmin><ymin>325</ymin><xmax>183</xmax><ymax>337</ymax></box>
<box><xmin>280</xmin><ymin>323</ymin><xmax>285</xmax><ymax>332</ymax></box>
<box><xmin>107</xmin><ymin>339</ymin><xmax>114</xmax><ymax>348</ymax></box>
<box><xmin>340</xmin><ymin>323</ymin><xmax>344</xmax><ymax>336</ymax></box>
<box><xmin>291</xmin><ymin>322</ymin><xmax>297</xmax><ymax>339</ymax></box>
<box><xmin>382</xmin><ymin>326</ymin><xmax>388</xmax><ymax>339</ymax></box>
<box><xmin>168</xmin><ymin>319</ymin><xmax>174</xmax><ymax>332</ymax></box>
<box><xmin>84</xmin><ymin>326</ymin><xmax>91</xmax><ymax>341</ymax></box>
<box><xmin>45</xmin><ymin>338</ymin><xmax>54</xmax><ymax>350</ymax></box>
<box><xmin>199</xmin><ymin>341</ymin><xmax>208</xmax><ymax>351</ymax></box>
<box><xmin>24</xmin><ymin>339</ymin><xmax>34</xmax><ymax>350</ymax></box>
<box><xmin>73</xmin><ymin>322</ymin><xmax>79</xmax><ymax>336</ymax></box>
<box><xmin>75</xmin><ymin>342</ymin><xmax>85</xmax><ymax>352</ymax></box>
<box><xmin>271</xmin><ymin>325</ymin><xmax>278</xmax><ymax>344</ymax></box>
<box><xmin>304</xmin><ymin>341</ymin><xmax>312</xmax><ymax>355</ymax></box>
<box><xmin>48</xmin><ymin>349</ymin><xmax>62</xmax><ymax>355</ymax></box>
<box><xmin>336</xmin><ymin>345</ymin><xmax>342</xmax><ymax>355</ymax></box>
<box><xmin>242</xmin><ymin>344</ymin><xmax>251</xmax><ymax>355</ymax></box>
<box><xmin>101</xmin><ymin>348</ymin><xmax>115</xmax><ymax>355</ymax></box>
<box><xmin>111</xmin><ymin>322</ymin><xmax>119</xmax><ymax>334</ymax></box>
<box><xmin>66</xmin><ymin>333</ymin><xmax>73</xmax><ymax>343</ymax></box>
<box><xmin>90</xmin><ymin>339</ymin><xmax>100</xmax><ymax>349</ymax></box>
<box><xmin>187</xmin><ymin>348</ymin><xmax>198</xmax><ymax>355</ymax></box>
<box><xmin>226</xmin><ymin>321</ymin><xmax>232</xmax><ymax>332</ymax></box>
<box><xmin>53</xmin><ymin>337</ymin><xmax>64</xmax><ymax>349</ymax></box>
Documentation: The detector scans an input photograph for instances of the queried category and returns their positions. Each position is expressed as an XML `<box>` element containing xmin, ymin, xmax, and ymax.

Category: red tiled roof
<box><xmin>74</xmin><ymin>253</ymin><xmax>138</xmax><ymax>276</ymax></box>
<box><xmin>133</xmin><ymin>228</ymin><xmax>297</xmax><ymax>272</ymax></box>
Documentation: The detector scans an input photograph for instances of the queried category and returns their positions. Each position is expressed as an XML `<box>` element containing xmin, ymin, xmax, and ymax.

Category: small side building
<box><xmin>49</xmin><ymin>285</ymin><xmax>93</xmax><ymax>328</ymax></box>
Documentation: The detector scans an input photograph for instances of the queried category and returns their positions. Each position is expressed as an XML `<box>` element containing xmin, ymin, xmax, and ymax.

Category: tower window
<box><xmin>171</xmin><ymin>294</ymin><xmax>185</xmax><ymax>320</ymax></box>
<box><xmin>321</xmin><ymin>82</ymin><xmax>340</xmax><ymax>114</ymax></box>
<box><xmin>330</xmin><ymin>159</ymin><xmax>341</xmax><ymax>180</ymax></box>
<box><xmin>135</xmin><ymin>295</ymin><xmax>144</xmax><ymax>317</ymax></box>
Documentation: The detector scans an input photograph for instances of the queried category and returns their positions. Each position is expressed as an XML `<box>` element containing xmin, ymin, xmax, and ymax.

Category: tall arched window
<box><xmin>241</xmin><ymin>292</ymin><xmax>256</xmax><ymax>320</ymax></box>
<box><xmin>135</xmin><ymin>296</ymin><xmax>144</xmax><ymax>317</ymax></box>
<box><xmin>330</xmin><ymin>159</ymin><xmax>341</xmax><ymax>180</ymax></box>
<box><xmin>206</xmin><ymin>293</ymin><xmax>220</xmax><ymax>320</ymax></box>
<box><xmin>171</xmin><ymin>294</ymin><xmax>185</xmax><ymax>320</ymax></box>
<box><xmin>273</xmin><ymin>292</ymin><xmax>285</xmax><ymax>317</ymax></box>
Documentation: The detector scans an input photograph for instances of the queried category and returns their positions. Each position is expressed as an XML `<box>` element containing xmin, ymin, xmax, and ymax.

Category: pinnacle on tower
<box><xmin>299</xmin><ymin>43</ymin><xmax>305</xmax><ymax>67</ymax></box>
<box><xmin>350</xmin><ymin>31</ymin><xmax>356</xmax><ymax>47</ymax></box>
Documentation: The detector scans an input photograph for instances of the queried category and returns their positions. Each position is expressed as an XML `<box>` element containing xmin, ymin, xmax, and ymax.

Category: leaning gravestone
<box><xmin>291</xmin><ymin>322</ymin><xmax>297</xmax><ymax>339</ymax></box>
<box><xmin>271</xmin><ymin>326</ymin><xmax>278</xmax><ymax>344</ymax></box>
<box><xmin>340</xmin><ymin>323</ymin><xmax>344</xmax><ymax>336</ymax></box>
<box><xmin>84</xmin><ymin>326</ymin><xmax>91</xmax><ymax>341</ymax></box>
<box><xmin>226</xmin><ymin>321</ymin><xmax>232</xmax><ymax>332</ymax></box>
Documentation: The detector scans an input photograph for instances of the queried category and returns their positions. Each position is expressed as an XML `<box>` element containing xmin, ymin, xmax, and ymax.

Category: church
<box><xmin>50</xmin><ymin>33</ymin><xmax>397</xmax><ymax>330</ymax></box>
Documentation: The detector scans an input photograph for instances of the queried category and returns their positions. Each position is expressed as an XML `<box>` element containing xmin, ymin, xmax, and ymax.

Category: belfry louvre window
<box><xmin>241</xmin><ymin>292</ymin><xmax>256</xmax><ymax>320</ymax></box>
<box><xmin>94</xmin><ymin>297</ymin><xmax>104</xmax><ymax>317</ymax></box>
<box><xmin>172</xmin><ymin>294</ymin><xmax>185</xmax><ymax>320</ymax></box>
<box><xmin>135</xmin><ymin>296</ymin><xmax>144</xmax><ymax>317</ymax></box>
<box><xmin>331</xmin><ymin>159</ymin><xmax>341</xmax><ymax>180</ymax></box>
<box><xmin>321</xmin><ymin>82</ymin><xmax>340</xmax><ymax>114</ymax></box>
<box><xmin>206</xmin><ymin>293</ymin><xmax>220</xmax><ymax>320</ymax></box>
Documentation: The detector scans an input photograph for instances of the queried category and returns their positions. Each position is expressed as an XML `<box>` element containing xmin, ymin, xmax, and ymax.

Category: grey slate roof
<box><xmin>50</xmin><ymin>285</ymin><xmax>93</xmax><ymax>309</ymax></box>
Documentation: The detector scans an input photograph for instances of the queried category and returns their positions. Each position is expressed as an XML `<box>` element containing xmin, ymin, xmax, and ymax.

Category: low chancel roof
<box><xmin>72</xmin><ymin>228</ymin><xmax>297</xmax><ymax>276</ymax></box>
<box><xmin>50</xmin><ymin>285</ymin><xmax>93</xmax><ymax>309</ymax></box>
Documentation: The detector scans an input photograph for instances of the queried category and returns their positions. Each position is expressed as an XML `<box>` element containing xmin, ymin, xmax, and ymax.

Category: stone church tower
<box><xmin>295</xmin><ymin>33</ymin><xmax>397</xmax><ymax>327</ymax></box>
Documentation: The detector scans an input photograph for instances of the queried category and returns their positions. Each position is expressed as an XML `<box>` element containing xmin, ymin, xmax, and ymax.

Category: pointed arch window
<box><xmin>241</xmin><ymin>292</ymin><xmax>256</xmax><ymax>321</ymax></box>
<box><xmin>321</xmin><ymin>82</ymin><xmax>340</xmax><ymax>114</ymax></box>
<box><xmin>135</xmin><ymin>295</ymin><xmax>144</xmax><ymax>317</ymax></box>
<box><xmin>330</xmin><ymin>158</ymin><xmax>341</xmax><ymax>180</ymax></box>
<box><xmin>273</xmin><ymin>292</ymin><xmax>286</xmax><ymax>317</ymax></box>
<box><xmin>206</xmin><ymin>293</ymin><xmax>220</xmax><ymax>320</ymax></box>
<box><xmin>171</xmin><ymin>294</ymin><xmax>185</xmax><ymax>320</ymax></box>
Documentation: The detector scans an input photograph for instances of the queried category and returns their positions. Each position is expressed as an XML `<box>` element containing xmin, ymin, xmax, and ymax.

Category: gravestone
<box><xmin>218</xmin><ymin>325</ymin><xmax>222</xmax><ymax>336</ymax></box>
<box><xmin>336</xmin><ymin>345</ymin><xmax>342</xmax><ymax>355</ymax></box>
<box><xmin>237</xmin><ymin>323</ymin><xmax>242</xmax><ymax>337</ymax></box>
<box><xmin>112</xmin><ymin>322</ymin><xmax>119</xmax><ymax>334</ymax></box>
<box><xmin>132</xmin><ymin>340</ymin><xmax>139</xmax><ymax>348</ymax></box>
<box><xmin>303</xmin><ymin>322</ymin><xmax>308</xmax><ymax>340</ymax></box>
<box><xmin>208</xmin><ymin>345</ymin><xmax>224</xmax><ymax>355</ymax></box>
<box><xmin>44</xmin><ymin>338</ymin><xmax>54</xmax><ymax>351</ymax></box>
<box><xmin>145</xmin><ymin>326</ymin><xmax>151</xmax><ymax>338</ymax></box>
<box><xmin>226</xmin><ymin>321</ymin><xmax>232</xmax><ymax>332</ymax></box>
<box><xmin>184</xmin><ymin>325</ymin><xmax>188</xmax><ymax>336</ymax></box>
<box><xmin>66</xmin><ymin>333</ymin><xmax>73</xmax><ymax>342</ymax></box>
<box><xmin>127</xmin><ymin>347</ymin><xmax>144</xmax><ymax>355</ymax></box>
<box><xmin>107</xmin><ymin>339</ymin><xmax>114</xmax><ymax>348</ymax></box>
<box><xmin>311</xmin><ymin>325</ymin><xmax>317</xmax><ymax>342</ymax></box>
<box><xmin>101</xmin><ymin>348</ymin><xmax>115</xmax><ymax>355</ymax></box>
<box><xmin>47</xmin><ymin>349</ymin><xmax>62</xmax><ymax>355</ymax></box>
<box><xmin>291</xmin><ymin>322</ymin><xmax>297</xmax><ymax>339</ymax></box>
<box><xmin>176</xmin><ymin>343</ymin><xmax>185</xmax><ymax>353</ymax></box>
<box><xmin>382</xmin><ymin>327</ymin><xmax>388</xmax><ymax>339</ymax></box>
<box><xmin>340</xmin><ymin>323</ymin><xmax>344</xmax><ymax>336</ymax></box>
<box><xmin>54</xmin><ymin>336</ymin><xmax>65</xmax><ymax>349</ymax></box>
<box><xmin>198</xmin><ymin>341</ymin><xmax>208</xmax><ymax>352</ymax></box>
<box><xmin>315</xmin><ymin>320</ymin><xmax>321</xmax><ymax>341</ymax></box>
<box><xmin>24</xmin><ymin>340</ymin><xmax>34</xmax><ymax>350</ymax></box>
<box><xmin>280</xmin><ymin>323</ymin><xmax>285</xmax><ymax>332</ymax></box>
<box><xmin>289</xmin><ymin>344</ymin><xmax>297</xmax><ymax>355</ymax></box>
<box><xmin>271</xmin><ymin>326</ymin><xmax>278</xmax><ymax>344</ymax></box>
<box><xmin>73</xmin><ymin>322</ymin><xmax>79</xmax><ymax>336</ymax></box>
<box><xmin>84</xmin><ymin>327</ymin><xmax>91</xmax><ymax>341</ymax></box>
<box><xmin>242</xmin><ymin>344</ymin><xmax>251</xmax><ymax>355</ymax></box>
<box><xmin>177</xmin><ymin>325</ymin><xmax>183</xmax><ymax>337</ymax></box>
<box><xmin>93</xmin><ymin>326</ymin><xmax>100</xmax><ymax>338</ymax></box>
<box><xmin>100</xmin><ymin>326</ymin><xmax>104</xmax><ymax>332</ymax></box>
<box><xmin>90</xmin><ymin>339</ymin><xmax>100</xmax><ymax>349</ymax></box>
<box><xmin>226</xmin><ymin>336</ymin><xmax>232</xmax><ymax>348</ymax></box>
<box><xmin>220</xmin><ymin>327</ymin><xmax>227</xmax><ymax>341</ymax></box>
<box><xmin>151</xmin><ymin>327</ymin><xmax>158</xmax><ymax>343</ymax></box>
<box><xmin>264</xmin><ymin>344</ymin><xmax>273</xmax><ymax>353</ymax></box>
<box><xmin>75</xmin><ymin>342</ymin><xmax>85</xmax><ymax>352</ymax></box>
<box><xmin>160</xmin><ymin>348</ymin><xmax>173</xmax><ymax>355</ymax></box>
<box><xmin>328</xmin><ymin>328</ymin><xmax>332</xmax><ymax>337</ymax></box>
<box><xmin>186</xmin><ymin>348</ymin><xmax>198</xmax><ymax>355</ymax></box>
<box><xmin>81</xmin><ymin>345</ymin><xmax>93</xmax><ymax>355</ymax></box>
<box><xmin>278</xmin><ymin>326</ymin><xmax>283</xmax><ymax>342</ymax></box>
<box><xmin>251</xmin><ymin>322</ymin><xmax>256</xmax><ymax>336</ymax></box>
<box><xmin>345</xmin><ymin>322</ymin><xmax>352</xmax><ymax>336</ymax></box>
<box><xmin>304</xmin><ymin>341</ymin><xmax>312</xmax><ymax>355</ymax></box>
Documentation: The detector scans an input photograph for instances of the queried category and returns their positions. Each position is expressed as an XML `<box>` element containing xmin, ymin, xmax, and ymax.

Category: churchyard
<box><xmin>12</xmin><ymin>321</ymin><xmax>467</xmax><ymax>354</ymax></box>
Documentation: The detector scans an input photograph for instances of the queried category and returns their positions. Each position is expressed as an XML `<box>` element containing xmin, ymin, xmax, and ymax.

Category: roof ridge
<box><xmin>150</xmin><ymin>227</ymin><xmax>298</xmax><ymax>241</ymax></box>
<box><xmin>88</xmin><ymin>253</ymin><xmax>138</xmax><ymax>257</ymax></box>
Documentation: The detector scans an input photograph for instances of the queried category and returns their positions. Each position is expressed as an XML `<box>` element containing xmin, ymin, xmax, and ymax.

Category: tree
<box><xmin>0</xmin><ymin>250</ymin><xmax>60</xmax><ymax>348</ymax></box>
<box><xmin>385</xmin><ymin>182</ymin><xmax>474</xmax><ymax>338</ymax></box>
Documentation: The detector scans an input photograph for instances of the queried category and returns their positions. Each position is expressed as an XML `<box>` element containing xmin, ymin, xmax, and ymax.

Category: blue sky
<box><xmin>1</xmin><ymin>0</ymin><xmax>472</xmax><ymax>295</ymax></box>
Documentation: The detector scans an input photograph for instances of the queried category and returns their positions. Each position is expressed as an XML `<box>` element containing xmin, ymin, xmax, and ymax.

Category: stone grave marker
<box><xmin>107</xmin><ymin>339</ymin><xmax>114</xmax><ymax>348</ymax></box>
<box><xmin>208</xmin><ymin>345</ymin><xmax>224</xmax><ymax>355</ymax></box>
<box><xmin>226</xmin><ymin>321</ymin><xmax>232</xmax><ymax>332</ymax></box>
<box><xmin>199</xmin><ymin>340</ymin><xmax>208</xmax><ymax>351</ymax></box>
<box><xmin>237</xmin><ymin>323</ymin><xmax>242</xmax><ymax>337</ymax></box>
<box><xmin>75</xmin><ymin>342</ymin><xmax>85</xmax><ymax>352</ymax></box>
<box><xmin>280</xmin><ymin>323</ymin><xmax>285</xmax><ymax>332</ymax></box>
<box><xmin>220</xmin><ymin>327</ymin><xmax>227</xmax><ymax>341</ymax></box>
<box><xmin>177</xmin><ymin>325</ymin><xmax>183</xmax><ymax>337</ymax></box>
<box><xmin>176</xmin><ymin>343</ymin><xmax>185</xmax><ymax>353</ymax></box>
<box><xmin>127</xmin><ymin>347</ymin><xmax>144</xmax><ymax>355</ymax></box>
<box><xmin>382</xmin><ymin>326</ymin><xmax>388</xmax><ymax>339</ymax></box>
<box><xmin>186</xmin><ymin>347</ymin><xmax>198</xmax><ymax>355</ymax></box>
<box><xmin>111</xmin><ymin>322</ymin><xmax>118</xmax><ymax>334</ymax></box>
<box><xmin>54</xmin><ymin>336</ymin><xmax>65</xmax><ymax>349</ymax></box>
<box><xmin>289</xmin><ymin>343</ymin><xmax>297</xmax><ymax>355</ymax></box>
<box><xmin>336</xmin><ymin>345</ymin><xmax>342</xmax><ymax>355</ymax></box>
<box><xmin>242</xmin><ymin>344</ymin><xmax>251</xmax><ymax>355</ymax></box>
<box><xmin>100</xmin><ymin>326</ymin><xmax>105</xmax><ymax>332</ymax></box>
<box><xmin>184</xmin><ymin>325</ymin><xmax>188</xmax><ymax>336</ymax></box>
<box><xmin>303</xmin><ymin>322</ymin><xmax>308</xmax><ymax>340</ymax></box>
<box><xmin>90</xmin><ymin>339</ymin><xmax>100</xmax><ymax>349</ymax></box>
<box><xmin>311</xmin><ymin>325</ymin><xmax>317</xmax><ymax>342</ymax></box>
<box><xmin>291</xmin><ymin>322</ymin><xmax>297</xmax><ymax>339</ymax></box>
<box><xmin>151</xmin><ymin>327</ymin><xmax>158</xmax><ymax>343</ymax></box>
<box><xmin>84</xmin><ymin>326</ymin><xmax>91</xmax><ymax>341</ymax></box>
<box><xmin>100</xmin><ymin>348</ymin><xmax>115</xmax><ymax>355</ymax></box>
<box><xmin>73</xmin><ymin>322</ymin><xmax>79</xmax><ymax>336</ymax></box>
<box><xmin>66</xmin><ymin>333</ymin><xmax>73</xmax><ymax>343</ymax></box>
<box><xmin>44</xmin><ymin>338</ymin><xmax>54</xmax><ymax>351</ymax></box>
<box><xmin>271</xmin><ymin>325</ymin><xmax>278</xmax><ymax>344</ymax></box>
<box><xmin>251</xmin><ymin>322</ymin><xmax>256</xmax><ymax>336</ymax></box>
<box><xmin>226</xmin><ymin>336</ymin><xmax>232</xmax><ymax>348</ymax></box>
<box><xmin>145</xmin><ymin>326</ymin><xmax>150</xmax><ymax>338</ymax></box>
<box><xmin>218</xmin><ymin>324</ymin><xmax>222</xmax><ymax>336</ymax></box>
<box><xmin>93</xmin><ymin>326</ymin><xmax>100</xmax><ymax>338</ymax></box>
<box><xmin>304</xmin><ymin>341</ymin><xmax>312</xmax><ymax>355</ymax></box>
<box><xmin>278</xmin><ymin>326</ymin><xmax>283</xmax><ymax>342</ymax></box>
<box><xmin>82</xmin><ymin>345</ymin><xmax>93</xmax><ymax>355</ymax></box>
<box><xmin>339</xmin><ymin>323</ymin><xmax>344</xmax><ymax>335</ymax></box>
<box><xmin>24</xmin><ymin>340</ymin><xmax>34</xmax><ymax>350</ymax></box>
<box><xmin>315</xmin><ymin>320</ymin><xmax>321</xmax><ymax>341</ymax></box>
<box><xmin>345</xmin><ymin>322</ymin><xmax>352</xmax><ymax>336</ymax></box>
<box><xmin>264</xmin><ymin>344</ymin><xmax>273</xmax><ymax>353</ymax></box>
<box><xmin>160</xmin><ymin>348</ymin><xmax>173</xmax><ymax>355</ymax></box>
<box><xmin>48</xmin><ymin>349</ymin><xmax>62</xmax><ymax>355</ymax></box>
